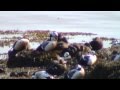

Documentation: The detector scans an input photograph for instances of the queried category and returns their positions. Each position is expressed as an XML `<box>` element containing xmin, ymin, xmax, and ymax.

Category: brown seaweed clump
<box><xmin>85</xmin><ymin>60</ymin><xmax>120</xmax><ymax>79</ymax></box>
<box><xmin>7</xmin><ymin>50</ymin><xmax>60</xmax><ymax>68</ymax></box>
<box><xmin>0</xmin><ymin>43</ymin><xmax>120</xmax><ymax>79</ymax></box>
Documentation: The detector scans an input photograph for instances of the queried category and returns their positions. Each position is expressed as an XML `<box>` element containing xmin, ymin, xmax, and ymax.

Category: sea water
<box><xmin>0</xmin><ymin>11</ymin><xmax>120</xmax><ymax>54</ymax></box>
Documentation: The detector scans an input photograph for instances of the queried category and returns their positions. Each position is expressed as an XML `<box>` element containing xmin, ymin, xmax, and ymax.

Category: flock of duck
<box><xmin>0</xmin><ymin>30</ymin><xmax>120</xmax><ymax>79</ymax></box>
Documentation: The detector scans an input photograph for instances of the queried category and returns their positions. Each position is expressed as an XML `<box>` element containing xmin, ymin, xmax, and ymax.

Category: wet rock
<box><xmin>10</xmin><ymin>72</ymin><xmax>29</xmax><ymax>77</ymax></box>
<box><xmin>10</xmin><ymin>72</ymin><xmax>18</xmax><ymax>77</ymax></box>
<box><xmin>0</xmin><ymin>68</ymin><xmax>5</xmax><ymax>73</ymax></box>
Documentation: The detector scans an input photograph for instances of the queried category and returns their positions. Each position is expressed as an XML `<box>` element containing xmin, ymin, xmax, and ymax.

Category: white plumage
<box><xmin>67</xmin><ymin>64</ymin><xmax>85</xmax><ymax>79</ymax></box>
<box><xmin>81</xmin><ymin>53</ymin><xmax>97</xmax><ymax>66</ymax></box>
<box><xmin>32</xmin><ymin>71</ymin><xmax>54</xmax><ymax>79</ymax></box>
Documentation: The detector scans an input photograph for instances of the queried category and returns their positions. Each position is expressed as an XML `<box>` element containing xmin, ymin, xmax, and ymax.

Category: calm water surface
<box><xmin>0</xmin><ymin>11</ymin><xmax>120</xmax><ymax>54</ymax></box>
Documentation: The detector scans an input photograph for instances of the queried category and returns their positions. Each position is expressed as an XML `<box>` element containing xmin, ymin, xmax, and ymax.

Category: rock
<box><xmin>10</xmin><ymin>72</ymin><xmax>18</xmax><ymax>77</ymax></box>
<box><xmin>10</xmin><ymin>71</ymin><xmax>29</xmax><ymax>77</ymax></box>
<box><xmin>0</xmin><ymin>68</ymin><xmax>5</xmax><ymax>73</ymax></box>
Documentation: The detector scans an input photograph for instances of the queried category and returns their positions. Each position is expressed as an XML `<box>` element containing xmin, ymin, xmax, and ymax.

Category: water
<box><xmin>0</xmin><ymin>11</ymin><xmax>120</xmax><ymax>54</ymax></box>
<box><xmin>0</xmin><ymin>11</ymin><xmax>120</xmax><ymax>38</ymax></box>
<box><xmin>0</xmin><ymin>34</ymin><xmax>22</xmax><ymax>39</ymax></box>
<box><xmin>0</xmin><ymin>11</ymin><xmax>120</xmax><ymax>34</ymax></box>
<box><xmin>0</xmin><ymin>42</ymin><xmax>40</xmax><ymax>54</ymax></box>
